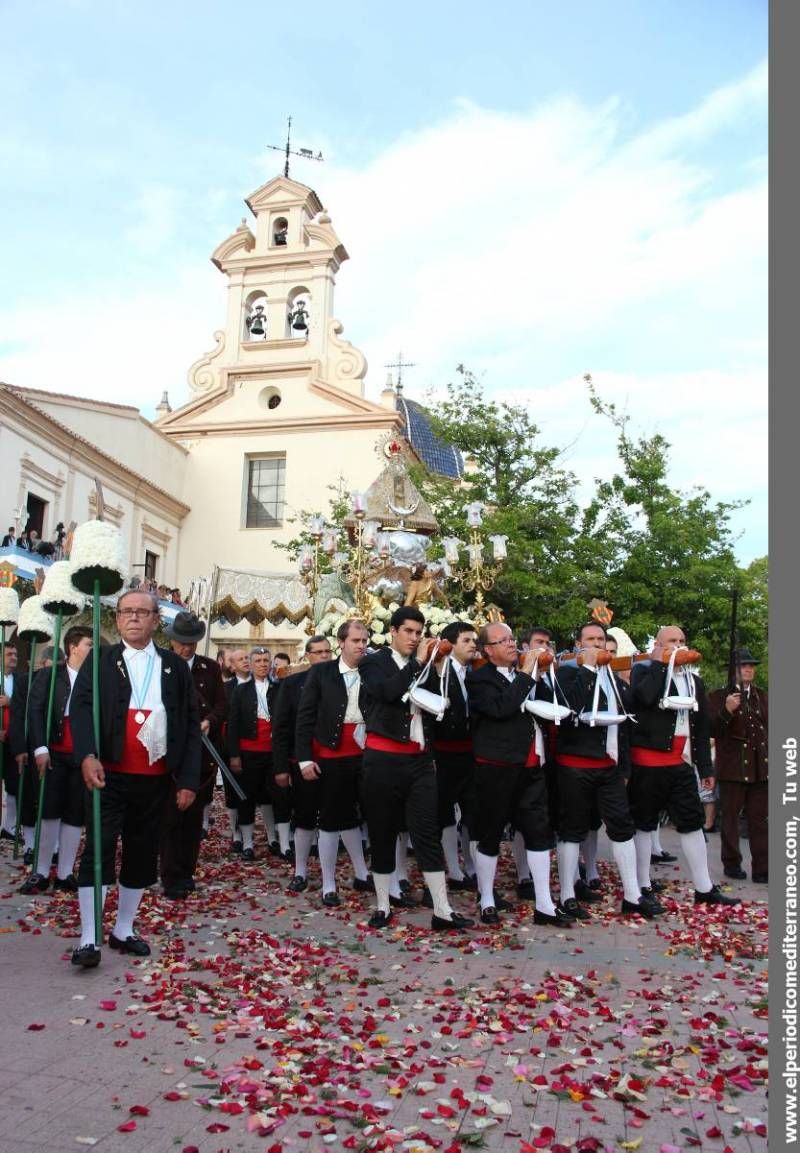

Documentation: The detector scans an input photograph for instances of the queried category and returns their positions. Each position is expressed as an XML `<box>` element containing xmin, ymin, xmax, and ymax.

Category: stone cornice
<box><xmin>162</xmin><ymin>411</ymin><xmax>402</xmax><ymax>438</ymax></box>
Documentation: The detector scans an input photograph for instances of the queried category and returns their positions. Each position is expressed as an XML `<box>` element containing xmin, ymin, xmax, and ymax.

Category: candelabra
<box><xmin>297</xmin><ymin>516</ymin><xmax>332</xmax><ymax>634</ymax></box>
<box><xmin>441</xmin><ymin>503</ymin><xmax>508</xmax><ymax>624</ymax></box>
<box><xmin>333</xmin><ymin>493</ymin><xmax>391</xmax><ymax>621</ymax></box>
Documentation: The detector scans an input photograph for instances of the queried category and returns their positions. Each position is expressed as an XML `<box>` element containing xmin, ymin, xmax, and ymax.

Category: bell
<box><xmin>290</xmin><ymin>304</ymin><xmax>308</xmax><ymax>331</ymax></box>
<box><xmin>248</xmin><ymin>308</ymin><xmax>266</xmax><ymax>337</ymax></box>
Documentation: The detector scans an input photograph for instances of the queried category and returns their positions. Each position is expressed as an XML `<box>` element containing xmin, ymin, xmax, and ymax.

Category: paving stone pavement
<box><xmin>0</xmin><ymin>815</ymin><xmax>768</xmax><ymax>1153</ymax></box>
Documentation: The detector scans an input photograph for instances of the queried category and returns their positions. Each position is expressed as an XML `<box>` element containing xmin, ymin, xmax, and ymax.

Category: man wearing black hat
<box><xmin>159</xmin><ymin>611</ymin><xmax>228</xmax><ymax>899</ymax></box>
<box><xmin>708</xmin><ymin>648</ymin><xmax>768</xmax><ymax>883</ymax></box>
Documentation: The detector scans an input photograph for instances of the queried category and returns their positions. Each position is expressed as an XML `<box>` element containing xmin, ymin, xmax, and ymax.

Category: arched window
<box><xmin>286</xmin><ymin>286</ymin><xmax>310</xmax><ymax>339</ymax></box>
<box><xmin>272</xmin><ymin>216</ymin><xmax>289</xmax><ymax>246</ymax></box>
<box><xmin>244</xmin><ymin>291</ymin><xmax>268</xmax><ymax>341</ymax></box>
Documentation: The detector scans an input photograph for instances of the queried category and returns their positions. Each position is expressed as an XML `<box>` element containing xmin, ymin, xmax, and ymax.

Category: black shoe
<box><xmin>71</xmin><ymin>944</ymin><xmax>101</xmax><ymax>968</ymax></box>
<box><xmin>493</xmin><ymin>891</ymin><xmax>514</xmax><ymax>912</ymax></box>
<box><xmin>431</xmin><ymin>912</ymin><xmax>475</xmax><ymax>930</ymax></box>
<box><xmin>287</xmin><ymin>875</ymin><xmax>308</xmax><ymax>893</ymax></box>
<box><xmin>353</xmin><ymin>876</ymin><xmax>375</xmax><ymax>892</ymax></box>
<box><xmin>389</xmin><ymin>892</ymin><xmax>418</xmax><ymax>909</ymax></box>
<box><xmin>230</xmin><ymin>840</ymin><xmax>243</xmax><ymax>855</ymax></box>
<box><xmin>0</xmin><ymin>828</ymin><xmax>15</xmax><ymax>842</ymax></box>
<box><xmin>281</xmin><ymin>846</ymin><xmax>295</xmax><ymax>863</ymax></box>
<box><xmin>448</xmin><ymin>875</ymin><xmax>477</xmax><ymax>891</ymax></box>
<box><xmin>638</xmin><ymin>890</ymin><xmax>665</xmax><ymax>914</ymax></box>
<box><xmin>694</xmin><ymin>885</ymin><xmax>741</xmax><ymax>907</ymax></box>
<box><xmin>23</xmin><ymin>848</ymin><xmax>34</xmax><ymax>867</ymax></box>
<box><xmin>20</xmin><ymin>873</ymin><xmax>50</xmax><ymax>895</ymax></box>
<box><xmin>587</xmin><ymin>877</ymin><xmax>602</xmax><ymax>891</ymax></box>
<box><xmin>574</xmin><ymin>879</ymin><xmax>602</xmax><ymax>904</ymax></box>
<box><xmin>652</xmin><ymin>851</ymin><xmax>678</xmax><ymax>864</ymax></box>
<box><xmin>534</xmin><ymin>907</ymin><xmax>575</xmax><ymax>927</ymax></box>
<box><xmin>480</xmin><ymin>906</ymin><xmax>501</xmax><ymax>925</ymax></box>
<box><xmin>399</xmin><ymin>879</ymin><xmax>411</xmax><ymax>894</ymax></box>
<box><xmin>752</xmin><ymin>873</ymin><xmax>768</xmax><ymax>883</ymax></box>
<box><xmin>644</xmin><ymin>878</ymin><xmax>667</xmax><ymax>893</ymax></box>
<box><xmin>53</xmin><ymin>874</ymin><xmax>79</xmax><ymax>893</ymax></box>
<box><xmin>268</xmin><ymin>840</ymin><xmax>281</xmax><ymax>856</ymax></box>
<box><xmin>559</xmin><ymin>898</ymin><xmax>590</xmax><ymax>921</ymax></box>
<box><xmin>322</xmin><ymin>892</ymin><xmax>341</xmax><ymax>907</ymax></box>
<box><xmin>516</xmin><ymin>879</ymin><xmax>536</xmax><ymax>901</ymax></box>
<box><xmin>621</xmin><ymin>896</ymin><xmax>659</xmax><ymax>919</ymax></box>
<box><xmin>163</xmin><ymin>886</ymin><xmax>189</xmax><ymax>900</ymax></box>
<box><xmin>241</xmin><ymin>847</ymin><xmax>255</xmax><ymax>862</ymax></box>
<box><xmin>367</xmin><ymin>909</ymin><xmax>393</xmax><ymax>929</ymax></box>
<box><xmin>183</xmin><ymin>877</ymin><xmax>196</xmax><ymax>892</ymax></box>
<box><xmin>421</xmin><ymin>889</ymin><xmax>434</xmax><ymax>908</ymax></box>
<box><xmin>724</xmin><ymin>866</ymin><xmax>747</xmax><ymax>880</ymax></box>
<box><xmin>108</xmin><ymin>932</ymin><xmax>151</xmax><ymax>957</ymax></box>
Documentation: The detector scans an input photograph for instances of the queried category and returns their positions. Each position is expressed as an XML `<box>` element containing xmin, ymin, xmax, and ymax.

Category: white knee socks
<box><xmin>259</xmin><ymin>804</ymin><xmax>276</xmax><ymax>843</ymax></box>
<box><xmin>240</xmin><ymin>823</ymin><xmax>254</xmax><ymax>851</ymax></box>
<box><xmin>57</xmin><ymin>823</ymin><xmax>83</xmax><ymax>879</ymax></box>
<box><xmin>651</xmin><ymin>827</ymin><xmax>664</xmax><ymax>855</ymax></box>
<box><xmin>276</xmin><ymin>822</ymin><xmax>292</xmax><ymax>855</ymax></box>
<box><xmin>373</xmin><ymin>872</ymin><xmax>392</xmax><ymax>915</ymax></box>
<box><xmin>113</xmin><ymin>885</ymin><xmax>144</xmax><ymax>940</ymax></box>
<box><xmin>611</xmin><ymin>838</ymin><xmax>641</xmax><ymax>903</ymax></box>
<box><xmin>634</xmin><ymin>831</ymin><xmax>653</xmax><ymax>889</ymax></box>
<box><xmin>227</xmin><ymin>807</ymin><xmax>241</xmax><ymax>841</ymax></box>
<box><xmin>340</xmin><ymin>827</ymin><xmax>369</xmax><ymax>881</ymax></box>
<box><xmin>395</xmin><ymin>833</ymin><xmax>409</xmax><ymax>882</ymax></box>
<box><xmin>293</xmin><ymin>827</ymin><xmax>314</xmax><ymax>879</ymax></box>
<box><xmin>317</xmin><ymin>830</ymin><xmax>340</xmax><ymax>895</ymax></box>
<box><xmin>441</xmin><ymin>825</ymin><xmax>464</xmax><ymax>881</ymax></box>
<box><xmin>423</xmin><ymin>870</ymin><xmax>453</xmax><ymax>919</ymax></box>
<box><xmin>512</xmin><ymin>830</ymin><xmax>531</xmax><ymax>881</ymax></box>
<box><xmin>474</xmin><ymin>850</ymin><xmax>498</xmax><ymax>911</ymax></box>
<box><xmin>583</xmin><ymin>828</ymin><xmax>600</xmax><ymax>882</ymax></box>
<box><xmin>78</xmin><ymin>884</ymin><xmax>109</xmax><ymax>947</ymax></box>
<box><xmin>3</xmin><ymin>795</ymin><xmax>16</xmax><ymax>834</ymax></box>
<box><xmin>35</xmin><ymin>818</ymin><xmax>60</xmax><ymax>878</ymax></box>
<box><xmin>461</xmin><ymin>826</ymin><xmax>476</xmax><ymax>878</ymax></box>
<box><xmin>528</xmin><ymin>849</ymin><xmax>557</xmax><ymax>916</ymax></box>
<box><xmin>557</xmin><ymin>840</ymin><xmax>579</xmax><ymax>903</ymax></box>
<box><xmin>681</xmin><ymin>828</ymin><xmax>713</xmax><ymax>893</ymax></box>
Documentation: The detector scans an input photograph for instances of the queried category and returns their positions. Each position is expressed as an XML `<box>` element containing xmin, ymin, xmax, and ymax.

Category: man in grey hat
<box><xmin>709</xmin><ymin>647</ymin><xmax>768</xmax><ymax>883</ymax></box>
<box><xmin>159</xmin><ymin>611</ymin><xmax>228</xmax><ymax>898</ymax></box>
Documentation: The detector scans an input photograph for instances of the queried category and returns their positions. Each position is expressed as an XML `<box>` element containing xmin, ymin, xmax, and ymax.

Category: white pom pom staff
<box><xmin>69</xmin><ymin>512</ymin><xmax>128</xmax><ymax>948</ymax></box>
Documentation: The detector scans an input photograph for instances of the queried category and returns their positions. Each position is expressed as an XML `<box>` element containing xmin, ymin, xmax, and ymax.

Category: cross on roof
<box><xmin>385</xmin><ymin>351</ymin><xmax>416</xmax><ymax>394</ymax></box>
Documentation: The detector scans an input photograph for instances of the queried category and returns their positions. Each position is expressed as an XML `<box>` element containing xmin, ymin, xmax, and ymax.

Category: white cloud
<box><xmin>0</xmin><ymin>63</ymin><xmax>766</xmax><ymax>558</ymax></box>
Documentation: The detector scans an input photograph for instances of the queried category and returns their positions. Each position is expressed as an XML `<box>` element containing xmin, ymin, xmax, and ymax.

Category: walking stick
<box><xmin>91</xmin><ymin>580</ymin><xmax>102</xmax><ymax>945</ymax></box>
<box><xmin>201</xmin><ymin>733</ymin><xmax>246</xmax><ymax>801</ymax></box>
<box><xmin>31</xmin><ymin>612</ymin><xmax>62</xmax><ymax>875</ymax></box>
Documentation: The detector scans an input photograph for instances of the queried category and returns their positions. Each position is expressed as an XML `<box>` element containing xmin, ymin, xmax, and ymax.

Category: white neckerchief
<box><xmin>64</xmin><ymin>664</ymin><xmax>79</xmax><ymax>717</ymax></box>
<box><xmin>597</xmin><ymin>665</ymin><xmax>619</xmax><ymax>764</ymax></box>
<box><xmin>392</xmin><ymin>648</ymin><xmax>425</xmax><ymax>746</ymax></box>
<box><xmin>450</xmin><ymin>656</ymin><xmax>469</xmax><ymax>704</ymax></box>
<box><xmin>254</xmin><ymin>677</ymin><xmax>270</xmax><ymax>720</ymax></box>
<box><xmin>672</xmin><ymin>668</ymin><xmax>693</xmax><ymax>764</ymax></box>
<box><xmin>339</xmin><ymin>658</ymin><xmax>363</xmax><ymax>724</ymax></box>
<box><xmin>123</xmin><ymin>642</ymin><xmax>166</xmax><ymax>765</ymax></box>
<box><xmin>236</xmin><ymin>674</ymin><xmax>251</xmax><ymax>684</ymax></box>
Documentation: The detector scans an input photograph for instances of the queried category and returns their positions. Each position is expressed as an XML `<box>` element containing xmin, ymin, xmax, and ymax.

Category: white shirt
<box><xmin>450</xmin><ymin>656</ymin><xmax>468</xmax><ymax>701</ymax></box>
<box><xmin>339</xmin><ymin>658</ymin><xmax>364</xmax><ymax>724</ymax></box>
<box><xmin>2</xmin><ymin>673</ymin><xmax>12</xmax><ymax>699</ymax></box>
<box><xmin>392</xmin><ymin>647</ymin><xmax>425</xmax><ymax>746</ymax></box>
<box><xmin>497</xmin><ymin>665</ymin><xmax>515</xmax><ymax>683</ymax></box>
<box><xmin>253</xmin><ymin>677</ymin><xmax>270</xmax><ymax>720</ymax></box>
<box><xmin>123</xmin><ymin>641</ymin><xmax>163</xmax><ymax>711</ymax></box>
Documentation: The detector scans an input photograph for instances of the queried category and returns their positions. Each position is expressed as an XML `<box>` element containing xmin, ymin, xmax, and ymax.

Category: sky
<box><xmin>0</xmin><ymin>0</ymin><xmax>767</xmax><ymax>561</ymax></box>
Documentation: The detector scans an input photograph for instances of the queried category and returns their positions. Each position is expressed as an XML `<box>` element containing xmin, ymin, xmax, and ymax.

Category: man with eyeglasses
<box><xmin>69</xmin><ymin>590</ymin><xmax>201</xmax><ymax>968</ymax></box>
<box><xmin>467</xmin><ymin>622</ymin><xmax>571</xmax><ymax>928</ymax></box>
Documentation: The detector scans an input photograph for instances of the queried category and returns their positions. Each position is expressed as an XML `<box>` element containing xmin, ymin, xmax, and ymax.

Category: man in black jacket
<box><xmin>20</xmin><ymin>625</ymin><xmax>93</xmax><ymax>893</ymax></box>
<box><xmin>431</xmin><ymin>621</ymin><xmax>478</xmax><ymax>888</ymax></box>
<box><xmin>467</xmin><ymin>622</ymin><xmax>571</xmax><ymax>928</ymax></box>
<box><xmin>628</xmin><ymin>624</ymin><xmax>739</xmax><ymax>909</ymax></box>
<box><xmin>228</xmin><ymin>647</ymin><xmax>285</xmax><ymax>861</ymax></box>
<box><xmin>359</xmin><ymin>606</ymin><xmax>474</xmax><ymax>931</ymax></box>
<box><xmin>222</xmin><ymin>649</ymin><xmax>250</xmax><ymax>853</ymax></box>
<box><xmin>273</xmin><ymin>635</ymin><xmax>333</xmax><ymax>886</ymax></box>
<box><xmin>555</xmin><ymin>622</ymin><xmax>661</xmax><ymax>920</ymax></box>
<box><xmin>294</xmin><ymin>620</ymin><xmax>372</xmax><ymax>904</ymax></box>
<box><xmin>160</xmin><ymin>612</ymin><xmax>228</xmax><ymax>898</ymax></box>
<box><xmin>70</xmin><ymin>590</ymin><xmax>201</xmax><ymax>968</ymax></box>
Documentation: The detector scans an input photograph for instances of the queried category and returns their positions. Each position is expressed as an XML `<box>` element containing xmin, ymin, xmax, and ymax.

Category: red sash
<box><xmin>314</xmin><ymin>723</ymin><xmax>363</xmax><ymax>760</ymax></box>
<box><xmin>50</xmin><ymin>717</ymin><xmax>73</xmax><ymax>754</ymax></box>
<box><xmin>433</xmin><ymin>738</ymin><xmax>472</xmax><ymax>753</ymax></box>
<box><xmin>106</xmin><ymin>710</ymin><xmax>168</xmax><ymax>776</ymax></box>
<box><xmin>240</xmin><ymin>717</ymin><xmax>273</xmax><ymax>753</ymax></box>
<box><xmin>630</xmin><ymin>736</ymin><xmax>687</xmax><ymax>767</ymax></box>
<box><xmin>366</xmin><ymin>733</ymin><xmax>425</xmax><ymax>756</ymax></box>
<box><xmin>524</xmin><ymin>743</ymin><xmax>541</xmax><ymax>769</ymax></box>
<box><xmin>558</xmin><ymin>752</ymin><xmax>616</xmax><ymax>769</ymax></box>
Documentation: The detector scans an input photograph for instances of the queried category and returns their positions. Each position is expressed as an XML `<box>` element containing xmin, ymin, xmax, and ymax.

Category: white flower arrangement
<box><xmin>70</xmin><ymin>520</ymin><xmax>128</xmax><ymax>596</ymax></box>
<box><xmin>16</xmin><ymin>595</ymin><xmax>54</xmax><ymax>642</ymax></box>
<box><xmin>40</xmin><ymin>561</ymin><xmax>86</xmax><ymax>617</ymax></box>
<box><xmin>0</xmin><ymin>588</ymin><xmax>20</xmax><ymax>627</ymax></box>
<box><xmin>316</xmin><ymin>596</ymin><xmax>472</xmax><ymax>652</ymax></box>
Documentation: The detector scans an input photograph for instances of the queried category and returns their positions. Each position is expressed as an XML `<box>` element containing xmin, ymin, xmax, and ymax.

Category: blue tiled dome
<box><xmin>397</xmin><ymin>395</ymin><xmax>464</xmax><ymax>480</ymax></box>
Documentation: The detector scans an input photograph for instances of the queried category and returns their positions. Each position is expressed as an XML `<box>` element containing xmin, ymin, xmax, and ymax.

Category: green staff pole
<box><xmin>13</xmin><ymin>638</ymin><xmax>38</xmax><ymax>859</ymax></box>
<box><xmin>92</xmin><ymin>581</ymin><xmax>102</xmax><ymax>947</ymax></box>
<box><xmin>32</xmin><ymin>614</ymin><xmax>62</xmax><ymax>876</ymax></box>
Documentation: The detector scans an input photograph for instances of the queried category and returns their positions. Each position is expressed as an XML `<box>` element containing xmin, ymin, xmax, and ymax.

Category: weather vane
<box><xmin>266</xmin><ymin>116</ymin><xmax>324</xmax><ymax>178</ymax></box>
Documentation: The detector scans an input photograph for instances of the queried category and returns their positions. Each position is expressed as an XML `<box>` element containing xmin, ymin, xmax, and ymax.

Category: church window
<box><xmin>144</xmin><ymin>550</ymin><xmax>158</xmax><ymax>581</ymax></box>
<box><xmin>286</xmin><ymin>286</ymin><xmax>310</xmax><ymax>338</ymax></box>
<box><xmin>245</xmin><ymin>455</ymin><xmax>286</xmax><ymax>528</ymax></box>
